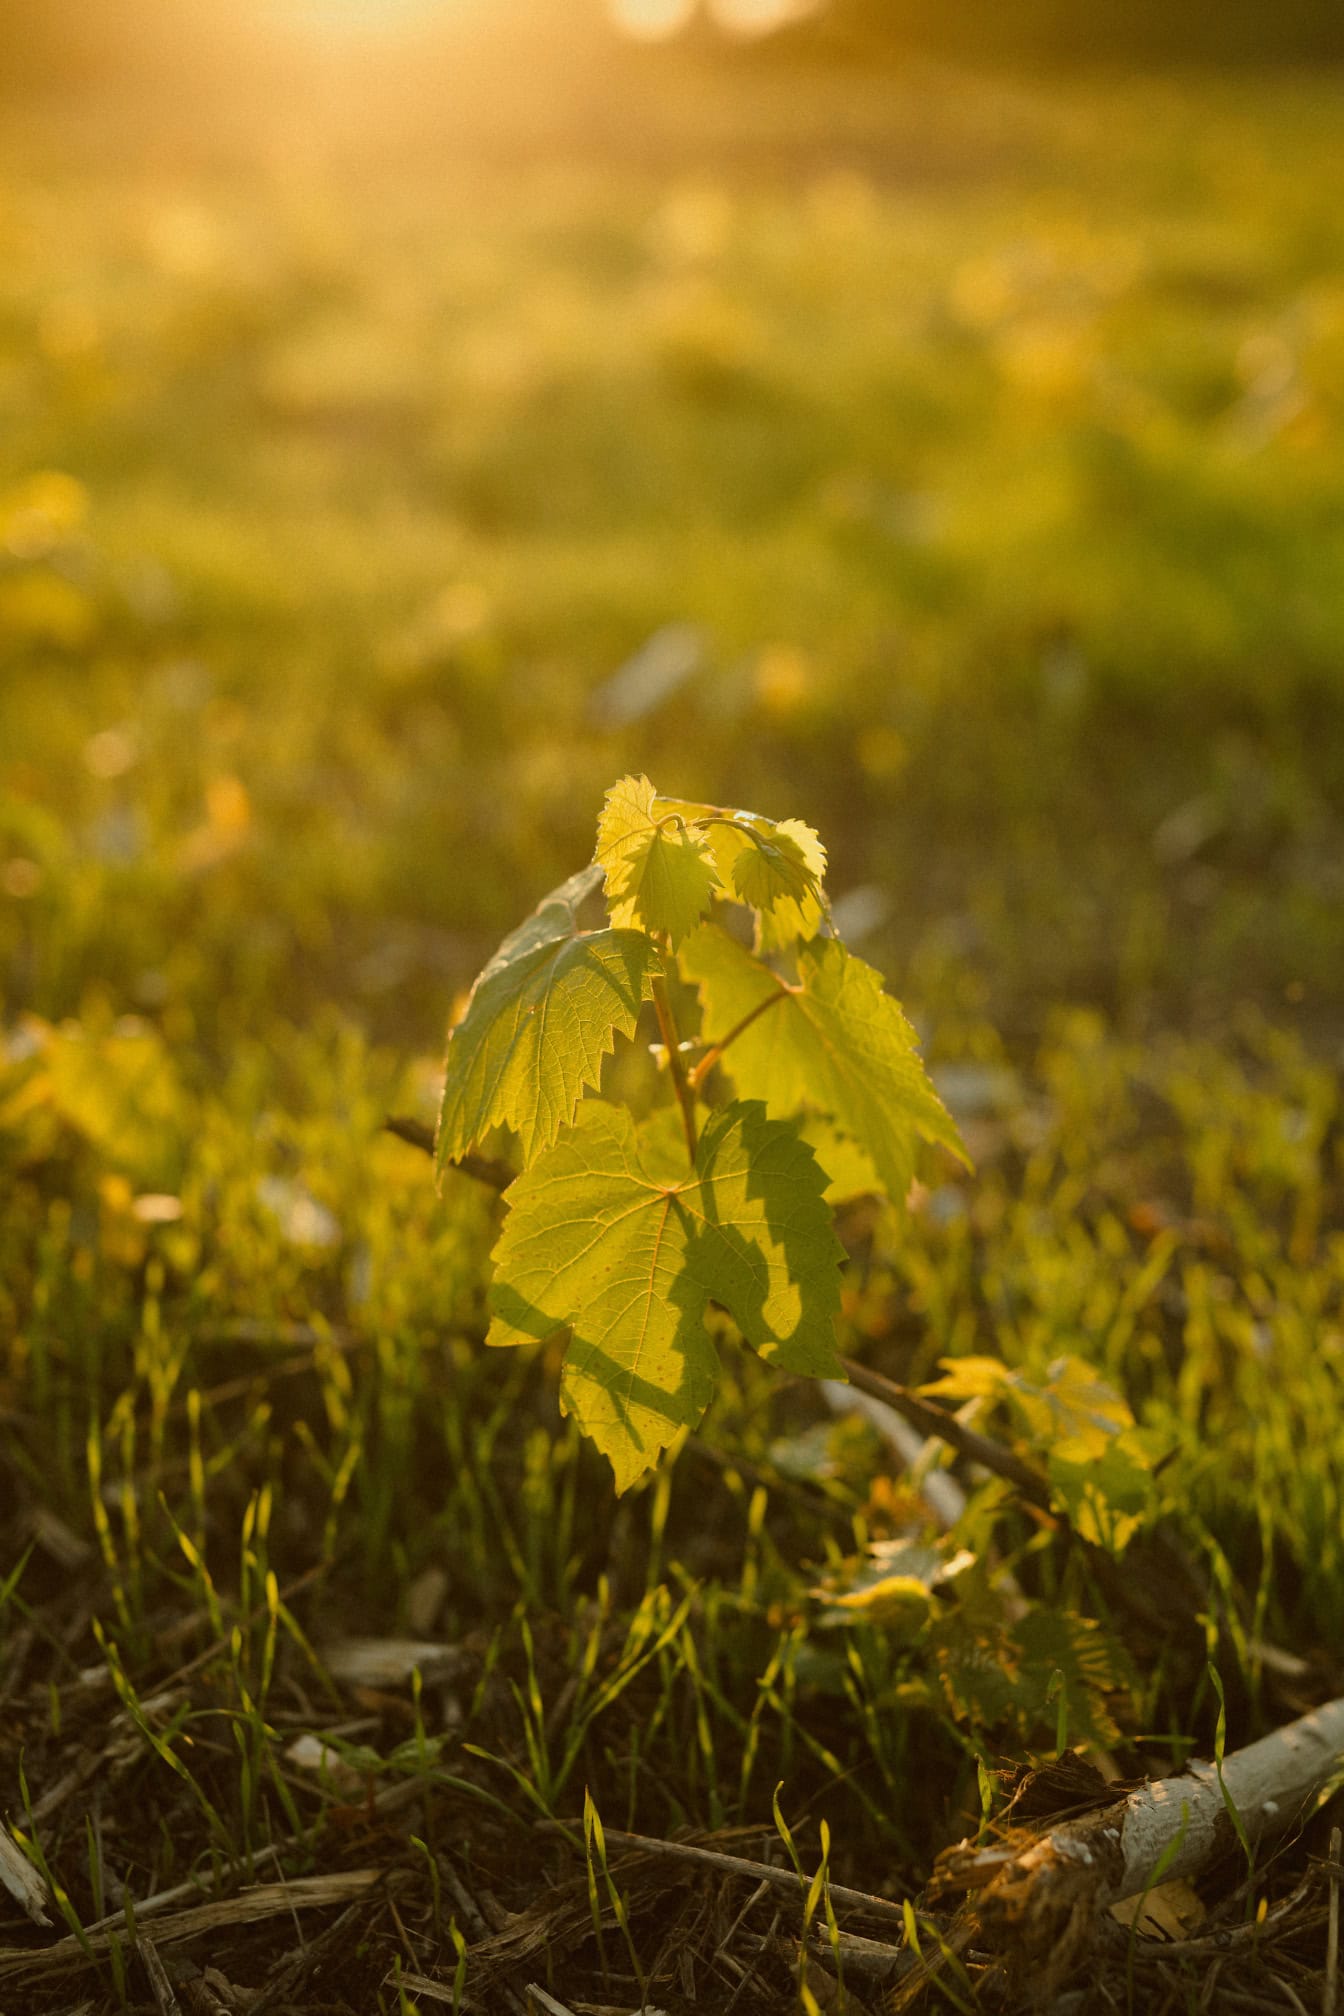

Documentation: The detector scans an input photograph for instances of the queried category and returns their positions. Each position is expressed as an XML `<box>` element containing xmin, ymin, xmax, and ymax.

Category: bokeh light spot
<box><xmin>609</xmin><ymin>0</ymin><xmax>697</xmax><ymax>42</ymax></box>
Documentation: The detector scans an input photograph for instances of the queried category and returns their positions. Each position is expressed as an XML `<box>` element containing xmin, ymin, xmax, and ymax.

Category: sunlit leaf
<box><xmin>923</xmin><ymin>1354</ymin><xmax>1162</xmax><ymax>1551</ymax></box>
<box><xmin>594</xmin><ymin>774</ymin><xmax>717</xmax><ymax>946</ymax></box>
<box><xmin>656</xmin><ymin>796</ymin><xmax>827</xmax><ymax>943</ymax></box>
<box><xmin>681</xmin><ymin>926</ymin><xmax>968</xmax><ymax>1204</ymax></box>
<box><xmin>487</xmin><ymin>1099</ymin><xmax>844</xmax><ymax>1490</ymax></box>
<box><xmin>813</xmin><ymin>1537</ymin><xmax>976</xmax><ymax>1634</ymax></box>
<box><xmin>795</xmin><ymin>1113</ymin><xmax>883</xmax><ymax>1203</ymax></box>
<box><xmin>920</xmin><ymin>1357</ymin><xmax>1015</xmax><ymax>1403</ymax></box>
<box><xmin>1047</xmin><ymin>1433</ymin><xmax>1159</xmax><ymax>1551</ymax></box>
<box><xmin>436</xmin><ymin>864</ymin><xmax>659</xmax><ymax>1170</ymax></box>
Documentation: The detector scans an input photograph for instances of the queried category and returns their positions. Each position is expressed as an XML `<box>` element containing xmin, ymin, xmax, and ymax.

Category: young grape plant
<box><xmin>435</xmin><ymin>776</ymin><xmax>968</xmax><ymax>1489</ymax></box>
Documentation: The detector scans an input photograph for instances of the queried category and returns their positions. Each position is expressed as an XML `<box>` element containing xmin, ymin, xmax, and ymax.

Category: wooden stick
<box><xmin>933</xmin><ymin>1697</ymin><xmax>1344</xmax><ymax>1991</ymax></box>
<box><xmin>837</xmin><ymin>1356</ymin><xmax>1052</xmax><ymax>1509</ymax></box>
<box><xmin>536</xmin><ymin>1819</ymin><xmax>909</xmax><ymax>1931</ymax></box>
<box><xmin>0</xmin><ymin>1872</ymin><xmax>384</xmax><ymax>1980</ymax></box>
<box><xmin>138</xmin><ymin>1935</ymin><xmax>184</xmax><ymax>2016</ymax></box>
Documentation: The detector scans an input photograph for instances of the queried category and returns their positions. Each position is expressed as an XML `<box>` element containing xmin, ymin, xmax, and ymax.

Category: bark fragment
<box><xmin>929</xmin><ymin>1697</ymin><xmax>1344</xmax><ymax>1996</ymax></box>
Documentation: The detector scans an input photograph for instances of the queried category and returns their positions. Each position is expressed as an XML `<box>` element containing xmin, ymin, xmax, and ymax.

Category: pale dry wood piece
<box><xmin>407</xmin><ymin>1564</ymin><xmax>450</xmax><ymax>1636</ymax></box>
<box><xmin>536</xmin><ymin>1819</ymin><xmax>909</xmax><ymax>1932</ymax></box>
<box><xmin>284</xmin><ymin>1732</ymin><xmax>365</xmax><ymax>1792</ymax></box>
<box><xmin>52</xmin><ymin>1563</ymin><xmax>327</xmax><ymax>1707</ymax></box>
<box><xmin>322</xmin><ymin>1636</ymin><xmax>472</xmax><ymax>1688</ymax></box>
<box><xmin>29</xmin><ymin>1505</ymin><xmax>94</xmax><ymax>1569</ymax></box>
<box><xmin>0</xmin><ymin>1821</ymin><xmax>52</xmax><ymax>1926</ymax></box>
<box><xmin>799</xmin><ymin>1925</ymin><xmax>911</xmax><ymax>1985</ymax></box>
<box><xmin>523</xmin><ymin>1989</ymin><xmax>581</xmax><ymax>2016</ymax></box>
<box><xmin>439</xmin><ymin>1857</ymin><xmax>492</xmax><ymax>1942</ymax></box>
<box><xmin>933</xmin><ymin>1695</ymin><xmax>1344</xmax><ymax>1995</ymax></box>
<box><xmin>434</xmin><ymin>1860</ymin><xmax>532</xmax><ymax>2016</ymax></box>
<box><xmin>0</xmin><ymin>1870</ymin><xmax>382</xmax><ymax>1980</ymax></box>
<box><xmin>30</xmin><ymin>1751</ymin><xmax>102</xmax><ymax>1828</ymax></box>
<box><xmin>249</xmin><ymin>1896</ymin><xmax>370</xmax><ymax>2015</ymax></box>
<box><xmin>399</xmin><ymin>1971</ymin><xmax>543</xmax><ymax>2016</ymax></box>
<box><xmin>819</xmin><ymin>1377</ymin><xmax>967</xmax><ymax>1529</ymax></box>
<box><xmin>397</xmin><ymin>1974</ymin><xmax>461</xmax><ymax>2007</ymax></box>
<box><xmin>139</xmin><ymin>1932</ymin><xmax>185</xmax><ymax>2016</ymax></box>
<box><xmin>55</xmin><ymin>1769</ymin><xmax>423</xmax><ymax>1946</ymax></box>
<box><xmin>0</xmin><ymin>1621</ymin><xmax>36</xmax><ymax>1707</ymax></box>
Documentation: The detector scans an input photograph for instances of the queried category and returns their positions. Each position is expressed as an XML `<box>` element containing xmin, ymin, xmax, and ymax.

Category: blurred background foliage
<box><xmin>3</xmin><ymin>0</ymin><xmax>1342</xmax><ymax>1077</ymax></box>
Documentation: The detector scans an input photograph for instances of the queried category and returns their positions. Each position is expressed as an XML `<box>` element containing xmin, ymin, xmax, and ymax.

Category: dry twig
<box><xmin>0</xmin><ymin>1872</ymin><xmax>384</xmax><ymax>1981</ymax></box>
<box><xmin>928</xmin><ymin>1697</ymin><xmax>1344</xmax><ymax>2000</ymax></box>
<box><xmin>536</xmin><ymin>1818</ymin><xmax>909</xmax><ymax>1932</ymax></box>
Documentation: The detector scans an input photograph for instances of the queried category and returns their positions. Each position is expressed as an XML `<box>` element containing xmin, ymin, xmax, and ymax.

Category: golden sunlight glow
<box><xmin>709</xmin><ymin>0</ymin><xmax>820</xmax><ymax>32</ymax></box>
<box><xmin>258</xmin><ymin>0</ymin><xmax>477</xmax><ymax>36</ymax></box>
<box><xmin>608</xmin><ymin>0</ymin><xmax>697</xmax><ymax>41</ymax></box>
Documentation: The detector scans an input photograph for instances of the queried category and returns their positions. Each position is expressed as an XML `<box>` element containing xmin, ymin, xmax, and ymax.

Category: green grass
<box><xmin>1</xmin><ymin>46</ymin><xmax>1343</xmax><ymax>2012</ymax></box>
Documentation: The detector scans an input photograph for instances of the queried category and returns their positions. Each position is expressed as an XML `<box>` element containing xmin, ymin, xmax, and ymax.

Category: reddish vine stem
<box><xmin>688</xmin><ymin>980</ymin><xmax>793</xmax><ymax>1094</ymax></box>
<box><xmin>650</xmin><ymin>952</ymin><xmax>699</xmax><ymax>1165</ymax></box>
<box><xmin>839</xmin><ymin>1356</ymin><xmax>1053</xmax><ymax>1509</ymax></box>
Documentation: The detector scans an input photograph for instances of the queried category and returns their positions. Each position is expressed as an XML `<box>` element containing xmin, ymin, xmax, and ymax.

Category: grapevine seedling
<box><xmin>435</xmin><ymin>776</ymin><xmax>968</xmax><ymax>1490</ymax></box>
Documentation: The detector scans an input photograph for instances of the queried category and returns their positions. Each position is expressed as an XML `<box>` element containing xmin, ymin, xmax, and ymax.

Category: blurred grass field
<box><xmin>2</xmin><ymin>37</ymin><xmax>1344</xmax><ymax>2012</ymax></box>
<box><xmin>4</xmin><ymin>54</ymin><xmax>1344</xmax><ymax>1045</ymax></box>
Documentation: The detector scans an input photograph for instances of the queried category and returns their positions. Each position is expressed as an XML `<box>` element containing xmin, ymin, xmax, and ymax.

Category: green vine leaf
<box><xmin>595</xmin><ymin>774</ymin><xmax>718</xmax><ymax>946</ymax></box>
<box><xmin>486</xmin><ymin>1099</ymin><xmax>845</xmax><ymax>1490</ymax></box>
<box><xmin>653</xmin><ymin>795</ymin><xmax>827</xmax><ymax>945</ymax></box>
<box><xmin>923</xmin><ymin>1353</ymin><xmax>1162</xmax><ymax>1551</ymax></box>
<box><xmin>681</xmin><ymin>927</ymin><xmax>969</xmax><ymax>1205</ymax></box>
<box><xmin>928</xmin><ymin>1588</ymin><xmax>1128</xmax><ymax>1746</ymax></box>
<box><xmin>436</xmin><ymin>865</ymin><xmax>660</xmax><ymax>1173</ymax></box>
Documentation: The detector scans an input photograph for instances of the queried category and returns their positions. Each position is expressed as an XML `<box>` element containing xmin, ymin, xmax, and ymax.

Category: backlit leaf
<box><xmin>436</xmin><ymin>865</ymin><xmax>659</xmax><ymax>1171</ymax></box>
<box><xmin>681</xmin><ymin>927</ymin><xmax>968</xmax><ymax>1205</ymax></box>
<box><xmin>657</xmin><ymin>796</ymin><xmax>827</xmax><ymax>944</ymax></box>
<box><xmin>923</xmin><ymin>1354</ymin><xmax>1162</xmax><ymax>1551</ymax></box>
<box><xmin>730</xmin><ymin>822</ymin><xmax>815</xmax><ymax>907</ymax></box>
<box><xmin>486</xmin><ymin>1099</ymin><xmax>845</xmax><ymax>1490</ymax></box>
<box><xmin>594</xmin><ymin>774</ymin><xmax>717</xmax><ymax>946</ymax></box>
<box><xmin>795</xmin><ymin>1113</ymin><xmax>883</xmax><ymax>1203</ymax></box>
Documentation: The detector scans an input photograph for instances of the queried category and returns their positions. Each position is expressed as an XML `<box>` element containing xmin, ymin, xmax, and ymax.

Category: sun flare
<box><xmin>258</xmin><ymin>0</ymin><xmax>478</xmax><ymax>37</ymax></box>
<box><xmin>607</xmin><ymin>0</ymin><xmax>697</xmax><ymax>41</ymax></box>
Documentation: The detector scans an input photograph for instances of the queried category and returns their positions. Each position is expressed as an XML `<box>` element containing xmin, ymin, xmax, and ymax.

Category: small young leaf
<box><xmin>595</xmin><ymin>774</ymin><xmax>717</xmax><ymax>946</ymax></box>
<box><xmin>730</xmin><ymin>824</ymin><xmax>812</xmax><ymax>906</ymax></box>
<box><xmin>746</xmin><ymin>818</ymin><xmax>827</xmax><ymax>946</ymax></box>
<box><xmin>659</xmin><ymin>800</ymin><xmax>827</xmax><ymax>943</ymax></box>
<box><xmin>922</xmin><ymin>1354</ymin><xmax>1163</xmax><ymax>1551</ymax></box>
<box><xmin>681</xmin><ymin>927</ymin><xmax>968</xmax><ymax>1205</ymax></box>
<box><xmin>436</xmin><ymin>865</ymin><xmax>659</xmax><ymax>1172</ymax></box>
<box><xmin>486</xmin><ymin>1099</ymin><xmax>845</xmax><ymax>1490</ymax></box>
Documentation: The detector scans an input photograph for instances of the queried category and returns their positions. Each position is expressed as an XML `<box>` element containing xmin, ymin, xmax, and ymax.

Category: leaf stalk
<box><xmin>650</xmin><ymin>956</ymin><xmax>699</xmax><ymax>1165</ymax></box>
<box><xmin>688</xmin><ymin>981</ymin><xmax>793</xmax><ymax>1094</ymax></box>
